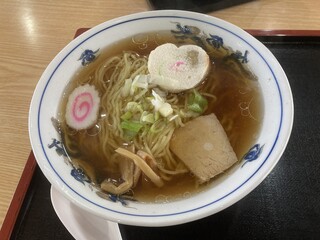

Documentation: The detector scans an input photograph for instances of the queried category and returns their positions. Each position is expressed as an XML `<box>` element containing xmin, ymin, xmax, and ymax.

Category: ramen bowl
<box><xmin>29</xmin><ymin>10</ymin><xmax>293</xmax><ymax>226</ymax></box>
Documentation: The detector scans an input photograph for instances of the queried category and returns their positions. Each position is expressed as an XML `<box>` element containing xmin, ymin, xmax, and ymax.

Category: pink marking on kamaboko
<box><xmin>175</xmin><ymin>61</ymin><xmax>185</xmax><ymax>67</ymax></box>
<box><xmin>72</xmin><ymin>92</ymin><xmax>93</xmax><ymax>122</ymax></box>
<box><xmin>170</xmin><ymin>61</ymin><xmax>186</xmax><ymax>71</ymax></box>
<box><xmin>65</xmin><ymin>84</ymin><xmax>100</xmax><ymax>130</ymax></box>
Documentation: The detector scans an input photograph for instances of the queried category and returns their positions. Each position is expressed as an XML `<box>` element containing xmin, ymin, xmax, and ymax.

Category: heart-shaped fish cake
<box><xmin>148</xmin><ymin>43</ymin><xmax>210</xmax><ymax>92</ymax></box>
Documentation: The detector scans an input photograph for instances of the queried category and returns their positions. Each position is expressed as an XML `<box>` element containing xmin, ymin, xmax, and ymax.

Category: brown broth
<box><xmin>58</xmin><ymin>31</ymin><xmax>264</xmax><ymax>203</ymax></box>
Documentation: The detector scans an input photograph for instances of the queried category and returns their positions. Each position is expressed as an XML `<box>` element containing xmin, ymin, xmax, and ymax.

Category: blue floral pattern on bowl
<box><xmin>231</xmin><ymin>50</ymin><xmax>249</xmax><ymax>63</ymax></box>
<box><xmin>48</xmin><ymin>138</ymin><xmax>67</xmax><ymax>157</ymax></box>
<box><xmin>206</xmin><ymin>34</ymin><xmax>224</xmax><ymax>49</ymax></box>
<box><xmin>242</xmin><ymin>144</ymin><xmax>264</xmax><ymax>167</ymax></box>
<box><xmin>78</xmin><ymin>49</ymin><xmax>99</xmax><ymax>66</ymax></box>
<box><xmin>170</xmin><ymin>22</ymin><xmax>250</xmax><ymax>63</ymax></box>
<box><xmin>48</xmin><ymin>135</ymin><xmax>132</xmax><ymax>206</ymax></box>
<box><xmin>71</xmin><ymin>168</ymin><xmax>91</xmax><ymax>185</ymax></box>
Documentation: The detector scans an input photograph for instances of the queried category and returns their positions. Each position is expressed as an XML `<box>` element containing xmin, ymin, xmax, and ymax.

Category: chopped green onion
<box><xmin>159</xmin><ymin>102</ymin><xmax>173</xmax><ymax>117</ymax></box>
<box><xmin>193</xmin><ymin>90</ymin><xmax>207</xmax><ymax>106</ymax></box>
<box><xmin>125</xmin><ymin>102</ymin><xmax>143</xmax><ymax>113</ymax></box>
<box><xmin>130</xmin><ymin>75</ymin><xmax>149</xmax><ymax>96</ymax></box>
<box><xmin>120</xmin><ymin>120</ymin><xmax>143</xmax><ymax>133</ymax></box>
<box><xmin>142</xmin><ymin>99</ymin><xmax>152</xmax><ymax>111</ymax></box>
<box><xmin>141</xmin><ymin>111</ymin><xmax>155</xmax><ymax>123</ymax></box>
<box><xmin>151</xmin><ymin>90</ymin><xmax>164</xmax><ymax>111</ymax></box>
<box><xmin>133</xmin><ymin>88</ymin><xmax>148</xmax><ymax>101</ymax></box>
<box><xmin>154</xmin><ymin>111</ymin><xmax>160</xmax><ymax>121</ymax></box>
<box><xmin>179</xmin><ymin>109</ymin><xmax>199</xmax><ymax>118</ymax></box>
<box><xmin>188</xmin><ymin>103</ymin><xmax>203</xmax><ymax>113</ymax></box>
<box><xmin>122</xmin><ymin>130</ymin><xmax>137</xmax><ymax>140</ymax></box>
<box><xmin>120</xmin><ymin>111</ymin><xmax>132</xmax><ymax>120</ymax></box>
<box><xmin>187</xmin><ymin>90</ymin><xmax>208</xmax><ymax>114</ymax></box>
<box><xmin>150</xmin><ymin>90</ymin><xmax>173</xmax><ymax>117</ymax></box>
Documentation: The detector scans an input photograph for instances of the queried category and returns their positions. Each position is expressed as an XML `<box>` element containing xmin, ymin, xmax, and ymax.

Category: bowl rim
<box><xmin>29</xmin><ymin>9</ymin><xmax>294</xmax><ymax>226</ymax></box>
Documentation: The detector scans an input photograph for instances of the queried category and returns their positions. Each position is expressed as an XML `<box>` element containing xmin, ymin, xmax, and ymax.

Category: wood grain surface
<box><xmin>0</xmin><ymin>0</ymin><xmax>319</xmax><ymax>230</ymax></box>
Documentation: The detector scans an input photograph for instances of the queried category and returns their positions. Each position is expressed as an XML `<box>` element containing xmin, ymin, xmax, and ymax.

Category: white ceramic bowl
<box><xmin>29</xmin><ymin>10</ymin><xmax>293</xmax><ymax>226</ymax></box>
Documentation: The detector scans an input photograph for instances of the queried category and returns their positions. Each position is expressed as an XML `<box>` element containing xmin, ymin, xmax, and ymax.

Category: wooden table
<box><xmin>0</xmin><ymin>0</ymin><xmax>319</xmax><ymax>231</ymax></box>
